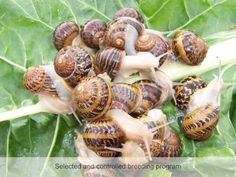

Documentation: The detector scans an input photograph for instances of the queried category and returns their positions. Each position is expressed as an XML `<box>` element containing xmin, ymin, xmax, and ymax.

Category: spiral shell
<box><xmin>82</xmin><ymin>118</ymin><xmax>125</xmax><ymax>157</ymax></box>
<box><xmin>80</xmin><ymin>19</ymin><xmax>107</xmax><ymax>49</ymax></box>
<box><xmin>159</xmin><ymin>130</ymin><xmax>181</xmax><ymax>157</ymax></box>
<box><xmin>135</xmin><ymin>32</ymin><xmax>170</xmax><ymax>66</ymax></box>
<box><xmin>174</xmin><ymin>76</ymin><xmax>207</xmax><ymax>110</ymax></box>
<box><xmin>132</xmin><ymin>80</ymin><xmax>164</xmax><ymax>116</ymax></box>
<box><xmin>105</xmin><ymin>17</ymin><xmax>144</xmax><ymax>50</ymax></box>
<box><xmin>23</xmin><ymin>66</ymin><xmax>58</xmax><ymax>96</ymax></box>
<box><xmin>111</xmin><ymin>83</ymin><xmax>141</xmax><ymax>113</ymax></box>
<box><xmin>172</xmin><ymin>30</ymin><xmax>208</xmax><ymax>65</ymax></box>
<box><xmin>54</xmin><ymin>46</ymin><xmax>93</xmax><ymax>87</ymax></box>
<box><xmin>95</xmin><ymin>47</ymin><xmax>125</xmax><ymax>79</ymax></box>
<box><xmin>113</xmin><ymin>8</ymin><xmax>144</xmax><ymax>23</ymax></box>
<box><xmin>182</xmin><ymin>104</ymin><xmax>219</xmax><ymax>140</ymax></box>
<box><xmin>140</xmin><ymin>139</ymin><xmax>162</xmax><ymax>157</ymax></box>
<box><xmin>72</xmin><ymin>76</ymin><xmax>112</xmax><ymax>120</ymax></box>
<box><xmin>52</xmin><ymin>21</ymin><xmax>79</xmax><ymax>50</ymax></box>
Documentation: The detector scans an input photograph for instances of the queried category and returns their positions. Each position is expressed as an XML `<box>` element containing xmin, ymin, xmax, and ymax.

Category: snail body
<box><xmin>54</xmin><ymin>46</ymin><xmax>93</xmax><ymax>88</ymax></box>
<box><xmin>80</xmin><ymin>19</ymin><xmax>107</xmax><ymax>49</ymax></box>
<box><xmin>111</xmin><ymin>83</ymin><xmax>142</xmax><ymax>113</ymax></box>
<box><xmin>181</xmin><ymin>73</ymin><xmax>224</xmax><ymax>140</ymax></box>
<box><xmin>172</xmin><ymin>30</ymin><xmax>208</xmax><ymax>65</ymax></box>
<box><xmin>53</xmin><ymin>21</ymin><xmax>79</xmax><ymax>50</ymax></box>
<box><xmin>72</xmin><ymin>76</ymin><xmax>112</xmax><ymax>120</ymax></box>
<box><xmin>174</xmin><ymin>76</ymin><xmax>207</xmax><ymax>110</ymax></box>
<box><xmin>113</xmin><ymin>8</ymin><xmax>144</xmax><ymax>23</ymax></box>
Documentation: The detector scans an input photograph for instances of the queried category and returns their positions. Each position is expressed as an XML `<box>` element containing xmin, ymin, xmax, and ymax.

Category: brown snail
<box><xmin>82</xmin><ymin>118</ymin><xmax>125</xmax><ymax>157</ymax></box>
<box><xmin>181</xmin><ymin>72</ymin><xmax>223</xmax><ymax>140</ymax></box>
<box><xmin>72</xmin><ymin>76</ymin><xmax>112</xmax><ymax>120</ymax></box>
<box><xmin>111</xmin><ymin>83</ymin><xmax>142</xmax><ymax>113</ymax></box>
<box><xmin>112</xmin><ymin>8</ymin><xmax>144</xmax><ymax>23</ymax></box>
<box><xmin>105</xmin><ymin>17</ymin><xmax>145</xmax><ymax>55</ymax></box>
<box><xmin>52</xmin><ymin>21</ymin><xmax>79</xmax><ymax>50</ymax></box>
<box><xmin>23</xmin><ymin>65</ymin><xmax>58</xmax><ymax>96</ymax></box>
<box><xmin>135</xmin><ymin>31</ymin><xmax>171</xmax><ymax>66</ymax></box>
<box><xmin>54</xmin><ymin>46</ymin><xmax>93</xmax><ymax>88</ymax></box>
<box><xmin>82</xmin><ymin>109</ymin><xmax>155</xmax><ymax>160</ymax></box>
<box><xmin>132</xmin><ymin>80</ymin><xmax>167</xmax><ymax>116</ymax></box>
<box><xmin>80</xmin><ymin>19</ymin><xmax>107</xmax><ymax>49</ymax></box>
<box><xmin>95</xmin><ymin>47</ymin><xmax>161</xmax><ymax>80</ymax></box>
<box><xmin>174</xmin><ymin>75</ymin><xmax>207</xmax><ymax>110</ymax></box>
<box><xmin>159</xmin><ymin>129</ymin><xmax>181</xmax><ymax>157</ymax></box>
<box><xmin>172</xmin><ymin>29</ymin><xmax>209</xmax><ymax>65</ymax></box>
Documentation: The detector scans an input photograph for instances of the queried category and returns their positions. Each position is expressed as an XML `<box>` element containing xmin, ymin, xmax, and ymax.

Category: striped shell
<box><xmin>112</xmin><ymin>8</ymin><xmax>144</xmax><ymax>23</ymax></box>
<box><xmin>105</xmin><ymin>17</ymin><xmax>144</xmax><ymax>50</ymax></box>
<box><xmin>141</xmin><ymin>139</ymin><xmax>162</xmax><ymax>157</ymax></box>
<box><xmin>132</xmin><ymin>80</ymin><xmax>164</xmax><ymax>116</ymax></box>
<box><xmin>140</xmin><ymin>114</ymin><xmax>166</xmax><ymax>141</ymax></box>
<box><xmin>159</xmin><ymin>130</ymin><xmax>181</xmax><ymax>157</ymax></box>
<box><xmin>172</xmin><ymin>30</ymin><xmax>208</xmax><ymax>65</ymax></box>
<box><xmin>80</xmin><ymin>19</ymin><xmax>107</xmax><ymax>49</ymax></box>
<box><xmin>111</xmin><ymin>83</ymin><xmax>142</xmax><ymax>113</ymax></box>
<box><xmin>135</xmin><ymin>32</ymin><xmax>170</xmax><ymax>66</ymax></box>
<box><xmin>23</xmin><ymin>66</ymin><xmax>58</xmax><ymax>96</ymax></box>
<box><xmin>174</xmin><ymin>76</ymin><xmax>207</xmax><ymax>110</ymax></box>
<box><xmin>182</xmin><ymin>104</ymin><xmax>219</xmax><ymax>140</ymax></box>
<box><xmin>54</xmin><ymin>46</ymin><xmax>93</xmax><ymax>88</ymax></box>
<box><xmin>72</xmin><ymin>76</ymin><xmax>112</xmax><ymax>120</ymax></box>
<box><xmin>82</xmin><ymin>118</ymin><xmax>125</xmax><ymax>157</ymax></box>
<box><xmin>95</xmin><ymin>47</ymin><xmax>125</xmax><ymax>79</ymax></box>
<box><xmin>53</xmin><ymin>21</ymin><xmax>79</xmax><ymax>50</ymax></box>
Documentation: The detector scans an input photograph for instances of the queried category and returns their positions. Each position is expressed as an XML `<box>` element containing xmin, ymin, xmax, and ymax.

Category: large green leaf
<box><xmin>0</xmin><ymin>0</ymin><xmax>236</xmax><ymax>177</ymax></box>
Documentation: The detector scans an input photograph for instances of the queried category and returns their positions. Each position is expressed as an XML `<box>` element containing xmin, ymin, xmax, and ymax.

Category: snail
<box><xmin>104</xmin><ymin>17</ymin><xmax>145</xmax><ymax>55</ymax></box>
<box><xmin>135</xmin><ymin>31</ymin><xmax>171</xmax><ymax>66</ymax></box>
<box><xmin>112</xmin><ymin>8</ymin><xmax>144</xmax><ymax>23</ymax></box>
<box><xmin>111</xmin><ymin>83</ymin><xmax>142</xmax><ymax>113</ymax></box>
<box><xmin>52</xmin><ymin>21</ymin><xmax>79</xmax><ymax>50</ymax></box>
<box><xmin>23</xmin><ymin>65</ymin><xmax>58</xmax><ymax>97</ymax></box>
<box><xmin>82</xmin><ymin>109</ymin><xmax>157</xmax><ymax>160</ymax></box>
<box><xmin>95</xmin><ymin>47</ymin><xmax>163</xmax><ymax>80</ymax></box>
<box><xmin>131</xmin><ymin>80</ymin><xmax>167</xmax><ymax>116</ymax></box>
<box><xmin>181</xmin><ymin>69</ymin><xmax>223</xmax><ymax>140</ymax></box>
<box><xmin>159</xmin><ymin>129</ymin><xmax>181</xmax><ymax>157</ymax></box>
<box><xmin>174</xmin><ymin>75</ymin><xmax>207</xmax><ymax>110</ymax></box>
<box><xmin>80</xmin><ymin>19</ymin><xmax>107</xmax><ymax>49</ymax></box>
<box><xmin>54</xmin><ymin>46</ymin><xmax>94</xmax><ymax>88</ymax></box>
<box><xmin>172</xmin><ymin>29</ymin><xmax>209</xmax><ymax>65</ymax></box>
<box><xmin>72</xmin><ymin>75</ymin><xmax>112</xmax><ymax>121</ymax></box>
<box><xmin>140</xmin><ymin>109</ymin><xmax>181</xmax><ymax>157</ymax></box>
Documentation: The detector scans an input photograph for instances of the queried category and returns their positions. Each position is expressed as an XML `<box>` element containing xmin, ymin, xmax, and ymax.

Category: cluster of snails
<box><xmin>22</xmin><ymin>6</ymin><xmax>224</xmax><ymax>176</ymax></box>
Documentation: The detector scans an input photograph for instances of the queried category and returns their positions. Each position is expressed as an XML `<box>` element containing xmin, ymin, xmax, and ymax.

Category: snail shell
<box><xmin>82</xmin><ymin>118</ymin><xmax>125</xmax><ymax>157</ymax></box>
<box><xmin>112</xmin><ymin>8</ymin><xmax>144</xmax><ymax>23</ymax></box>
<box><xmin>54</xmin><ymin>46</ymin><xmax>93</xmax><ymax>88</ymax></box>
<box><xmin>72</xmin><ymin>76</ymin><xmax>112</xmax><ymax>120</ymax></box>
<box><xmin>105</xmin><ymin>17</ymin><xmax>144</xmax><ymax>50</ymax></box>
<box><xmin>140</xmin><ymin>139</ymin><xmax>162</xmax><ymax>157</ymax></box>
<box><xmin>172</xmin><ymin>30</ymin><xmax>208</xmax><ymax>65</ymax></box>
<box><xmin>174</xmin><ymin>76</ymin><xmax>207</xmax><ymax>110</ymax></box>
<box><xmin>182</xmin><ymin>104</ymin><xmax>219</xmax><ymax>140</ymax></box>
<box><xmin>111</xmin><ymin>83</ymin><xmax>142</xmax><ymax>113</ymax></box>
<box><xmin>132</xmin><ymin>80</ymin><xmax>164</xmax><ymax>116</ymax></box>
<box><xmin>23</xmin><ymin>65</ymin><xmax>58</xmax><ymax>96</ymax></box>
<box><xmin>80</xmin><ymin>19</ymin><xmax>107</xmax><ymax>49</ymax></box>
<box><xmin>135</xmin><ymin>32</ymin><xmax>170</xmax><ymax>66</ymax></box>
<box><xmin>95</xmin><ymin>47</ymin><xmax>125</xmax><ymax>79</ymax></box>
<box><xmin>159</xmin><ymin>130</ymin><xmax>181</xmax><ymax>157</ymax></box>
<box><xmin>52</xmin><ymin>21</ymin><xmax>79</xmax><ymax>50</ymax></box>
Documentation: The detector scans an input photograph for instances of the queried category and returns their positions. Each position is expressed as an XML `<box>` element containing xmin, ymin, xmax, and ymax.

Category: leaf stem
<box><xmin>0</xmin><ymin>103</ymin><xmax>45</xmax><ymax>122</ymax></box>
